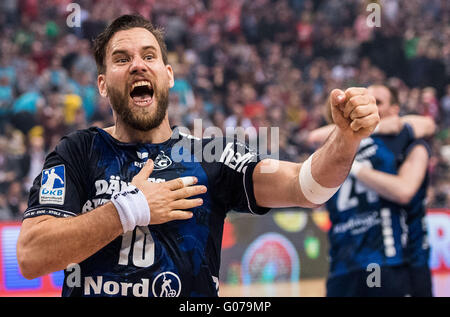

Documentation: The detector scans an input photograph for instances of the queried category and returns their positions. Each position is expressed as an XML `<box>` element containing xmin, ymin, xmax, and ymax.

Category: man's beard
<box><xmin>107</xmin><ymin>81</ymin><xmax>169</xmax><ymax>132</ymax></box>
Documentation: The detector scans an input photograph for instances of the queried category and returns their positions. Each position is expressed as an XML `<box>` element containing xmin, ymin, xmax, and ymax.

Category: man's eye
<box><xmin>144</xmin><ymin>55</ymin><xmax>154</xmax><ymax>61</ymax></box>
<box><xmin>116</xmin><ymin>58</ymin><xmax>128</xmax><ymax>63</ymax></box>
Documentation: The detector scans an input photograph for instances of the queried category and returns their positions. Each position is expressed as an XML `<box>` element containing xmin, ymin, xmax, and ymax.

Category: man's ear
<box><xmin>389</xmin><ymin>104</ymin><xmax>400</xmax><ymax>116</ymax></box>
<box><xmin>97</xmin><ymin>74</ymin><xmax>107</xmax><ymax>97</ymax></box>
<box><xmin>166</xmin><ymin>64</ymin><xmax>174</xmax><ymax>88</ymax></box>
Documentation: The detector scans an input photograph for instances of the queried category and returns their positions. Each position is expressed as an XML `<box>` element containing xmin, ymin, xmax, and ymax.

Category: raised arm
<box><xmin>400</xmin><ymin>115</ymin><xmax>436</xmax><ymax>138</ymax></box>
<box><xmin>253</xmin><ymin>87</ymin><xmax>379</xmax><ymax>208</ymax></box>
<box><xmin>375</xmin><ymin>114</ymin><xmax>436</xmax><ymax>138</ymax></box>
<box><xmin>351</xmin><ymin>144</ymin><xmax>429</xmax><ymax>205</ymax></box>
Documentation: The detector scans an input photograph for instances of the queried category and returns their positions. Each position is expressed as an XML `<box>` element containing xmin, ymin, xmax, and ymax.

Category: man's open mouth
<box><xmin>130</xmin><ymin>80</ymin><xmax>154</xmax><ymax>106</ymax></box>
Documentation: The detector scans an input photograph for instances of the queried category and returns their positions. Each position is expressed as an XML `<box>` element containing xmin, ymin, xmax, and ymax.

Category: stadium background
<box><xmin>0</xmin><ymin>0</ymin><xmax>449</xmax><ymax>296</ymax></box>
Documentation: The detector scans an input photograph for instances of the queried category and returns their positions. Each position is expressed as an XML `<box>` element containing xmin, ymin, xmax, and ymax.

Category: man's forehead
<box><xmin>107</xmin><ymin>27</ymin><xmax>160</xmax><ymax>54</ymax></box>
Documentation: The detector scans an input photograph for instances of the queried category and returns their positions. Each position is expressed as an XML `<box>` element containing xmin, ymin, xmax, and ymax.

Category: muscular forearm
<box><xmin>310</xmin><ymin>127</ymin><xmax>359</xmax><ymax>188</ymax></box>
<box><xmin>254</xmin><ymin>128</ymin><xmax>361</xmax><ymax>208</ymax></box>
<box><xmin>17</xmin><ymin>203</ymin><xmax>123</xmax><ymax>280</ymax></box>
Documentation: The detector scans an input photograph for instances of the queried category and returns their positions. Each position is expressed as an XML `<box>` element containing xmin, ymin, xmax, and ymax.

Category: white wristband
<box><xmin>111</xmin><ymin>184</ymin><xmax>150</xmax><ymax>233</ymax></box>
<box><xmin>299</xmin><ymin>154</ymin><xmax>341</xmax><ymax>205</ymax></box>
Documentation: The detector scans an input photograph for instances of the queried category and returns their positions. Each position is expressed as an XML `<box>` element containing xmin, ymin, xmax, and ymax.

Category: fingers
<box><xmin>349</xmin><ymin>103</ymin><xmax>375</xmax><ymax>120</ymax></box>
<box><xmin>168</xmin><ymin>210</ymin><xmax>194</xmax><ymax>221</ymax></box>
<box><xmin>150</xmin><ymin>208</ymin><xmax>194</xmax><ymax>225</ymax></box>
<box><xmin>350</xmin><ymin>113</ymin><xmax>380</xmax><ymax>131</ymax></box>
<box><xmin>133</xmin><ymin>159</ymin><xmax>154</xmax><ymax>181</ymax></box>
<box><xmin>329</xmin><ymin>89</ymin><xmax>346</xmax><ymax>108</ymax></box>
<box><xmin>342</xmin><ymin>87</ymin><xmax>367</xmax><ymax>116</ymax></box>
<box><xmin>327</xmin><ymin>86</ymin><xmax>379</xmax><ymax>137</ymax></box>
<box><xmin>165</xmin><ymin>176</ymin><xmax>198</xmax><ymax>190</ymax></box>
<box><xmin>172</xmin><ymin>185</ymin><xmax>207</xmax><ymax>200</ymax></box>
<box><xmin>170</xmin><ymin>198</ymin><xmax>204</xmax><ymax>210</ymax></box>
<box><xmin>343</xmin><ymin>92</ymin><xmax>373</xmax><ymax>118</ymax></box>
<box><xmin>180</xmin><ymin>176</ymin><xmax>197</xmax><ymax>187</ymax></box>
<box><xmin>345</xmin><ymin>87</ymin><xmax>368</xmax><ymax>99</ymax></box>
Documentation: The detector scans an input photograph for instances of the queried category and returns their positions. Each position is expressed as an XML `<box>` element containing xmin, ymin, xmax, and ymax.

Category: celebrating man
<box><xmin>16</xmin><ymin>15</ymin><xmax>379</xmax><ymax>297</ymax></box>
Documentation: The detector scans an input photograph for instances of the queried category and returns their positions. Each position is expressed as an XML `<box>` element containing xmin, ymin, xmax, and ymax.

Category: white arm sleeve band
<box><xmin>111</xmin><ymin>184</ymin><xmax>150</xmax><ymax>233</ymax></box>
<box><xmin>299</xmin><ymin>154</ymin><xmax>341</xmax><ymax>205</ymax></box>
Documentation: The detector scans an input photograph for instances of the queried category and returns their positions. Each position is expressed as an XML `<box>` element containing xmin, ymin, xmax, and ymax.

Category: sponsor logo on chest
<box><xmin>134</xmin><ymin>150</ymin><xmax>172</xmax><ymax>170</ymax></box>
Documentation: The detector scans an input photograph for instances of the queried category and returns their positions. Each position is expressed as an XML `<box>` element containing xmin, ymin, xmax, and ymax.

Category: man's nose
<box><xmin>129</xmin><ymin>55</ymin><xmax>147</xmax><ymax>74</ymax></box>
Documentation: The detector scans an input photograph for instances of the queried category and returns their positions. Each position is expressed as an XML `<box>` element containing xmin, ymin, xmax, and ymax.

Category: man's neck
<box><xmin>105</xmin><ymin>117</ymin><xmax>173</xmax><ymax>144</ymax></box>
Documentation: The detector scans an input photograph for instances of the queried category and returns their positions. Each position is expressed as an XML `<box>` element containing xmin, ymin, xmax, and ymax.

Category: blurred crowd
<box><xmin>0</xmin><ymin>0</ymin><xmax>448</xmax><ymax>221</ymax></box>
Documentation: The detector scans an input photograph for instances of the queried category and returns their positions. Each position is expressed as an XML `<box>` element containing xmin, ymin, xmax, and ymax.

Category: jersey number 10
<box><xmin>118</xmin><ymin>227</ymin><xmax>155</xmax><ymax>267</ymax></box>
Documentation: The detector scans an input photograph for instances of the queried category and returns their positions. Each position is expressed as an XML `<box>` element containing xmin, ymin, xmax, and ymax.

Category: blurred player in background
<box><xmin>16</xmin><ymin>15</ymin><xmax>380</xmax><ymax>297</ymax></box>
<box><xmin>349</xmin><ymin>85</ymin><xmax>434</xmax><ymax>297</ymax></box>
<box><xmin>309</xmin><ymin>84</ymin><xmax>434</xmax><ymax>296</ymax></box>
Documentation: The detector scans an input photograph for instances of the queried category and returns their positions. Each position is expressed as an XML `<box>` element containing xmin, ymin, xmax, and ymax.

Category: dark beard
<box><xmin>107</xmin><ymin>82</ymin><xmax>169</xmax><ymax>132</ymax></box>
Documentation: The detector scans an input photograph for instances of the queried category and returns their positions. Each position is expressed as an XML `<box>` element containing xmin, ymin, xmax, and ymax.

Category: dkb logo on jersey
<box><xmin>39</xmin><ymin>165</ymin><xmax>65</xmax><ymax>205</ymax></box>
<box><xmin>151</xmin><ymin>272</ymin><xmax>181</xmax><ymax>297</ymax></box>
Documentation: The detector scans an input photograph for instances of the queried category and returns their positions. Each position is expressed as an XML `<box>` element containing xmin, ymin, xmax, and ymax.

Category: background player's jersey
<box><xmin>326</xmin><ymin>125</ymin><xmax>415</xmax><ymax>278</ymax></box>
<box><xmin>24</xmin><ymin>127</ymin><xmax>270</xmax><ymax>297</ymax></box>
<box><xmin>402</xmin><ymin>139</ymin><xmax>431</xmax><ymax>268</ymax></box>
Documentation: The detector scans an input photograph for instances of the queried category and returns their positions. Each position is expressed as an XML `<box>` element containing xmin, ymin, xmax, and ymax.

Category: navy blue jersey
<box><xmin>402</xmin><ymin>139</ymin><xmax>431</xmax><ymax>268</ymax></box>
<box><xmin>326</xmin><ymin>125</ymin><xmax>415</xmax><ymax>278</ymax></box>
<box><xmin>24</xmin><ymin>127</ymin><xmax>270</xmax><ymax>297</ymax></box>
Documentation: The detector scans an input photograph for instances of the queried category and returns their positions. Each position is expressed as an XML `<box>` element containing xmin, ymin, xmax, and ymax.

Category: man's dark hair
<box><xmin>93</xmin><ymin>14</ymin><xmax>168</xmax><ymax>74</ymax></box>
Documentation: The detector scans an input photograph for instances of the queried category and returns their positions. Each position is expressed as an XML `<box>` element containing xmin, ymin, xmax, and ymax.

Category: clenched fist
<box><xmin>329</xmin><ymin>87</ymin><xmax>380</xmax><ymax>140</ymax></box>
